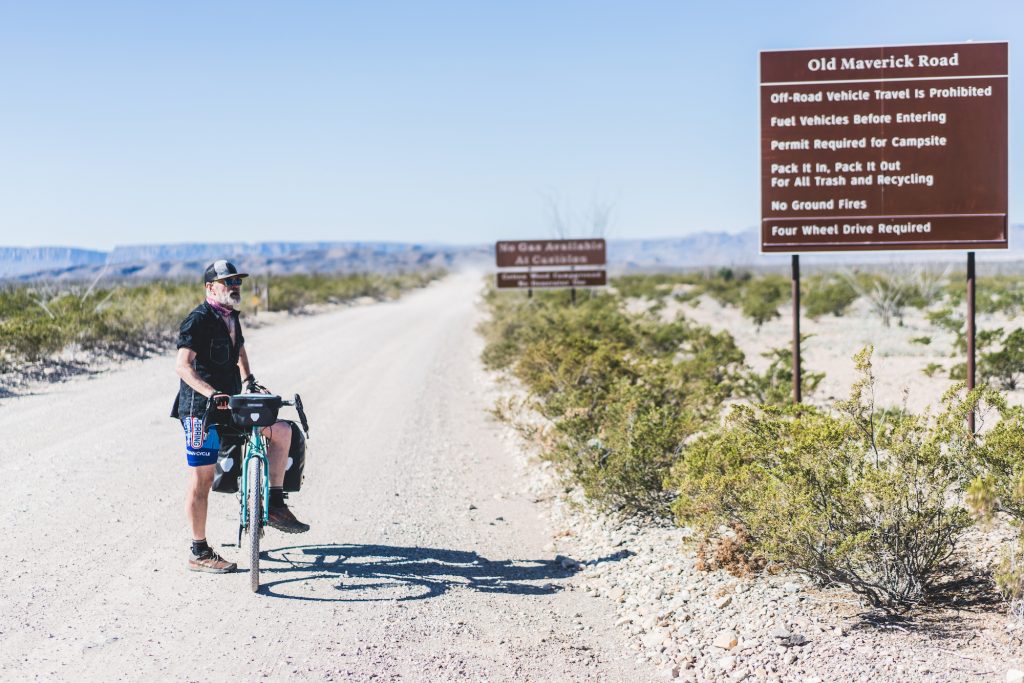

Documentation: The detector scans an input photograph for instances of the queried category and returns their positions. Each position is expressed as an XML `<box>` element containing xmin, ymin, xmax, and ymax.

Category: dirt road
<box><xmin>0</xmin><ymin>272</ymin><xmax>653</xmax><ymax>682</ymax></box>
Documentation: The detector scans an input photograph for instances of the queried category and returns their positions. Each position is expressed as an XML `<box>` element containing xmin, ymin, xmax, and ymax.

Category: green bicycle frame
<box><xmin>239</xmin><ymin>428</ymin><xmax>271</xmax><ymax>528</ymax></box>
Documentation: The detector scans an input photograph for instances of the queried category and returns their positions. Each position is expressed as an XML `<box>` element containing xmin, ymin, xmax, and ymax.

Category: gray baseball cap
<box><xmin>203</xmin><ymin>259</ymin><xmax>250</xmax><ymax>283</ymax></box>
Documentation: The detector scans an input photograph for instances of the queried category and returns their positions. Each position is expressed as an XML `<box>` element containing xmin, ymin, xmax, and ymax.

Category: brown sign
<box><xmin>496</xmin><ymin>270</ymin><xmax>607</xmax><ymax>289</ymax></box>
<box><xmin>760</xmin><ymin>42</ymin><xmax>1008</xmax><ymax>252</ymax></box>
<box><xmin>495</xmin><ymin>239</ymin><xmax>606</xmax><ymax>267</ymax></box>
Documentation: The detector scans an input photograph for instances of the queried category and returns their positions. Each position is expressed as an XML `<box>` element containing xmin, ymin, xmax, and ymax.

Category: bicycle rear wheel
<box><xmin>248</xmin><ymin>461</ymin><xmax>262</xmax><ymax>592</ymax></box>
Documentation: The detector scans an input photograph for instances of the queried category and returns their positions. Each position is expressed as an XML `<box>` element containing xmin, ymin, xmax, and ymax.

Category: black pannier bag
<box><xmin>229</xmin><ymin>394</ymin><xmax>282</xmax><ymax>428</ymax></box>
<box><xmin>283</xmin><ymin>420</ymin><xmax>306</xmax><ymax>492</ymax></box>
<box><xmin>212</xmin><ymin>427</ymin><xmax>245</xmax><ymax>494</ymax></box>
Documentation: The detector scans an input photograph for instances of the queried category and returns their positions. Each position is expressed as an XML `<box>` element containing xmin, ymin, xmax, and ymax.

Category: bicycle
<box><xmin>204</xmin><ymin>392</ymin><xmax>310</xmax><ymax>592</ymax></box>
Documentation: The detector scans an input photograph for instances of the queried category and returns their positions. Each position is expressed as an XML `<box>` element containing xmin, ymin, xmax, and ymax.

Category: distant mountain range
<box><xmin>4</xmin><ymin>225</ymin><xmax>1024</xmax><ymax>281</ymax></box>
<box><xmin>0</xmin><ymin>242</ymin><xmax>490</xmax><ymax>281</ymax></box>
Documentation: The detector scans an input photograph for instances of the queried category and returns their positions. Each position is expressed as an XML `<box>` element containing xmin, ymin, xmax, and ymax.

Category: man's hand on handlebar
<box><xmin>244</xmin><ymin>374</ymin><xmax>270</xmax><ymax>394</ymax></box>
<box><xmin>210</xmin><ymin>392</ymin><xmax>231</xmax><ymax>409</ymax></box>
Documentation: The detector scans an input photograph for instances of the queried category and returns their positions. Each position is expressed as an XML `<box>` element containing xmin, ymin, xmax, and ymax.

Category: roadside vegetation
<box><xmin>0</xmin><ymin>270</ymin><xmax>444</xmax><ymax>372</ymax></box>
<box><xmin>481</xmin><ymin>269</ymin><xmax>1024</xmax><ymax>613</ymax></box>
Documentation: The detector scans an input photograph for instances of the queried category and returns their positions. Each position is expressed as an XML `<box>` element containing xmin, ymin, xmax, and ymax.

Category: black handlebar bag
<box><xmin>228</xmin><ymin>394</ymin><xmax>282</xmax><ymax>427</ymax></box>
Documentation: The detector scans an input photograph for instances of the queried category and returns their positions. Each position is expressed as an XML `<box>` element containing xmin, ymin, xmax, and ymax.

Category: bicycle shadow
<box><xmin>254</xmin><ymin>543</ymin><xmax>628</xmax><ymax>602</ymax></box>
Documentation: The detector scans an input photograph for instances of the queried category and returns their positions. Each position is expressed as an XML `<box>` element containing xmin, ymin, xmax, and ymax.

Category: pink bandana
<box><xmin>206</xmin><ymin>297</ymin><xmax>234</xmax><ymax>319</ymax></box>
<box><xmin>206</xmin><ymin>297</ymin><xmax>237</xmax><ymax>342</ymax></box>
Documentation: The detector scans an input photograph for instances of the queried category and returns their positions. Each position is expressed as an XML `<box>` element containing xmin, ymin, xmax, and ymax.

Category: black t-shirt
<box><xmin>170</xmin><ymin>302</ymin><xmax>245</xmax><ymax>420</ymax></box>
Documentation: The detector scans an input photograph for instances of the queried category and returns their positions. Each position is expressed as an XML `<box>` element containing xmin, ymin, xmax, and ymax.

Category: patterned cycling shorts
<box><xmin>182</xmin><ymin>416</ymin><xmax>221</xmax><ymax>467</ymax></box>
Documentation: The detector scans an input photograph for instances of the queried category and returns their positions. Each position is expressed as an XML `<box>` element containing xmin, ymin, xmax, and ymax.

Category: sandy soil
<box><xmin>0</xmin><ymin>272</ymin><xmax>656</xmax><ymax>682</ymax></box>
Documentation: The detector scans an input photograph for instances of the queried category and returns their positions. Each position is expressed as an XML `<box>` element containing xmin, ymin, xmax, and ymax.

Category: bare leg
<box><xmin>186</xmin><ymin>465</ymin><xmax>216</xmax><ymax>540</ymax></box>
<box><xmin>262</xmin><ymin>420</ymin><xmax>292</xmax><ymax>488</ymax></box>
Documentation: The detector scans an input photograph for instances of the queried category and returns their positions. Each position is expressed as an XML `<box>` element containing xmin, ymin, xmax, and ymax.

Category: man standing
<box><xmin>172</xmin><ymin>260</ymin><xmax>309</xmax><ymax>574</ymax></box>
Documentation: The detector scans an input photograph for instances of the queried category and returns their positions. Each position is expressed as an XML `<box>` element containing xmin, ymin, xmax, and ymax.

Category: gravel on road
<box><xmin>0</xmin><ymin>272</ymin><xmax>654</xmax><ymax>682</ymax></box>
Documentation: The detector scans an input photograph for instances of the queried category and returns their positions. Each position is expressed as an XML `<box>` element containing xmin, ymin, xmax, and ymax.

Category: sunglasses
<box><xmin>217</xmin><ymin>277</ymin><xmax>244</xmax><ymax>287</ymax></box>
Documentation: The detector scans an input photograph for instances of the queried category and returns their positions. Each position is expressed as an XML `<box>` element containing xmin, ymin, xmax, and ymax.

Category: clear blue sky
<box><xmin>0</xmin><ymin>1</ymin><xmax>1019</xmax><ymax>249</ymax></box>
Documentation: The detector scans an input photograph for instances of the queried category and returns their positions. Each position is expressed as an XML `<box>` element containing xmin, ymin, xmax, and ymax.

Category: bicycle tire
<box><xmin>248</xmin><ymin>461</ymin><xmax>262</xmax><ymax>592</ymax></box>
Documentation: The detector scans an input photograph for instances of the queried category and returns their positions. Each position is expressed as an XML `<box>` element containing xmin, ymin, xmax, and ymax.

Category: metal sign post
<box><xmin>792</xmin><ymin>255</ymin><xmax>801</xmax><ymax>403</ymax></box>
<box><xmin>967</xmin><ymin>251</ymin><xmax>976</xmax><ymax>432</ymax></box>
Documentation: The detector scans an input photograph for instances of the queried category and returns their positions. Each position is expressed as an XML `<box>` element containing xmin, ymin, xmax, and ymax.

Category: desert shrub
<box><xmin>740</xmin><ymin>275</ymin><xmax>789</xmax><ymax>328</ymax></box>
<box><xmin>845</xmin><ymin>272</ymin><xmax>910</xmax><ymax>327</ymax></box>
<box><xmin>737</xmin><ymin>338</ymin><xmax>824</xmax><ymax>405</ymax></box>
<box><xmin>694</xmin><ymin>522</ymin><xmax>766</xmax><ymax>576</ymax></box>
<box><xmin>979</xmin><ymin>328</ymin><xmax>1024</xmax><ymax>390</ymax></box>
<box><xmin>927</xmin><ymin>307</ymin><xmax>965</xmax><ymax>346</ymax></box>
<box><xmin>554</xmin><ymin>378</ymin><xmax>694</xmax><ymax>511</ymax></box>
<box><xmin>0</xmin><ymin>271</ymin><xmax>442</xmax><ymax>367</ymax></box>
<box><xmin>804</xmin><ymin>274</ymin><xmax>859</xmax><ymax>319</ymax></box>
<box><xmin>613</xmin><ymin>273</ymin><xmax>700</xmax><ymax>301</ymax></box>
<box><xmin>0</xmin><ymin>315</ymin><xmax>66</xmax><ymax>361</ymax></box>
<box><xmin>670</xmin><ymin>347</ymin><xmax>979</xmax><ymax>610</ymax></box>
<box><xmin>925</xmin><ymin>299</ymin><xmax>1024</xmax><ymax>387</ymax></box>
<box><xmin>480</xmin><ymin>286</ymin><xmax>745</xmax><ymax>514</ymax></box>
<box><xmin>965</xmin><ymin>400</ymin><xmax>1024</xmax><ymax>611</ymax></box>
<box><xmin>996</xmin><ymin>539</ymin><xmax>1024</xmax><ymax>622</ymax></box>
<box><xmin>930</xmin><ymin>311</ymin><xmax>1024</xmax><ymax>388</ymax></box>
<box><xmin>948</xmin><ymin>363</ymin><xmax>968</xmax><ymax>381</ymax></box>
<box><xmin>697</xmin><ymin>269</ymin><xmax>751</xmax><ymax>308</ymax></box>
<box><xmin>966</xmin><ymin>399</ymin><xmax>1024</xmax><ymax>522</ymax></box>
<box><xmin>946</xmin><ymin>275</ymin><xmax>1024</xmax><ymax>316</ymax></box>
<box><xmin>904</xmin><ymin>267</ymin><xmax>951</xmax><ymax>310</ymax></box>
<box><xmin>266</xmin><ymin>270</ymin><xmax>442</xmax><ymax>312</ymax></box>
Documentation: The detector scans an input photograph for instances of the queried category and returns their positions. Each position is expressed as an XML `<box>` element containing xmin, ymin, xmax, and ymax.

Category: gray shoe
<box><xmin>188</xmin><ymin>548</ymin><xmax>237</xmax><ymax>573</ymax></box>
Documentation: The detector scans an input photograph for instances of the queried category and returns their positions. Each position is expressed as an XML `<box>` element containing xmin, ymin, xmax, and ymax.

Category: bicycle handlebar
<box><xmin>201</xmin><ymin>391</ymin><xmax>311</xmax><ymax>440</ymax></box>
<box><xmin>280</xmin><ymin>394</ymin><xmax>310</xmax><ymax>439</ymax></box>
<box><xmin>292</xmin><ymin>394</ymin><xmax>310</xmax><ymax>439</ymax></box>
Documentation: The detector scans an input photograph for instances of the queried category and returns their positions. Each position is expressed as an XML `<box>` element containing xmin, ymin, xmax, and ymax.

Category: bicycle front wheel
<box><xmin>248</xmin><ymin>461</ymin><xmax>262</xmax><ymax>592</ymax></box>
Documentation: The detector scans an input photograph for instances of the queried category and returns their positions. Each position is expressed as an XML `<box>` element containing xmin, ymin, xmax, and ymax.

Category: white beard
<box><xmin>211</xmin><ymin>289</ymin><xmax>241</xmax><ymax>309</ymax></box>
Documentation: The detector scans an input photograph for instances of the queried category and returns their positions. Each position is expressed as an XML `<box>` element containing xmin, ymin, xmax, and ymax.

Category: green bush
<box><xmin>847</xmin><ymin>272</ymin><xmax>910</xmax><ymax>327</ymax></box>
<box><xmin>965</xmin><ymin>398</ymin><xmax>1024</xmax><ymax>607</ymax></box>
<box><xmin>484</xmin><ymin>275</ymin><xmax>1024</xmax><ymax>612</ymax></box>
<box><xmin>979</xmin><ymin>328</ymin><xmax>1024</xmax><ymax>390</ymax></box>
<box><xmin>804</xmin><ymin>275</ymin><xmax>859</xmax><ymax>319</ymax></box>
<box><xmin>265</xmin><ymin>270</ymin><xmax>442</xmax><ymax>312</ymax></box>
<box><xmin>670</xmin><ymin>347</ymin><xmax>979</xmax><ymax>610</ymax></box>
<box><xmin>740</xmin><ymin>275</ymin><xmax>789</xmax><ymax>328</ymax></box>
<box><xmin>698</xmin><ymin>269</ymin><xmax>751</xmax><ymax>308</ymax></box>
<box><xmin>553</xmin><ymin>378</ymin><xmax>693</xmax><ymax>512</ymax></box>
<box><xmin>945</xmin><ymin>275</ymin><xmax>1024</xmax><ymax>315</ymax></box>
<box><xmin>737</xmin><ymin>338</ymin><xmax>824</xmax><ymax>405</ymax></box>
<box><xmin>612</xmin><ymin>273</ymin><xmax>700</xmax><ymax>301</ymax></box>
<box><xmin>480</xmin><ymin>287</ymin><xmax>745</xmax><ymax>514</ymax></box>
<box><xmin>0</xmin><ymin>271</ymin><xmax>443</xmax><ymax>368</ymax></box>
<box><xmin>904</xmin><ymin>268</ymin><xmax>949</xmax><ymax>310</ymax></box>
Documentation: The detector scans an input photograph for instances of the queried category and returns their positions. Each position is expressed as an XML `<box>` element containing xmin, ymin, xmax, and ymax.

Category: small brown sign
<box><xmin>495</xmin><ymin>239</ymin><xmax>606</xmax><ymax>268</ymax></box>
<box><xmin>496</xmin><ymin>270</ymin><xmax>607</xmax><ymax>289</ymax></box>
<box><xmin>760</xmin><ymin>42</ymin><xmax>1008</xmax><ymax>252</ymax></box>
